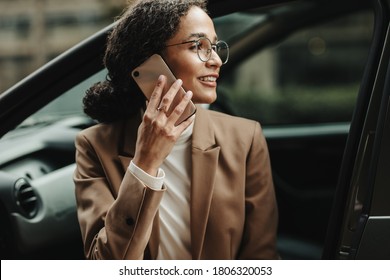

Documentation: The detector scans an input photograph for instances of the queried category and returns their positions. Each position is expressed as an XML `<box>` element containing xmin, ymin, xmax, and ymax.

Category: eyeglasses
<box><xmin>166</xmin><ymin>37</ymin><xmax>229</xmax><ymax>64</ymax></box>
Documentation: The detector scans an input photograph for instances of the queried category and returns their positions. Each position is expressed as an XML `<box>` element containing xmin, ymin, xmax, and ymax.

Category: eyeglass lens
<box><xmin>198</xmin><ymin>38</ymin><xmax>229</xmax><ymax>64</ymax></box>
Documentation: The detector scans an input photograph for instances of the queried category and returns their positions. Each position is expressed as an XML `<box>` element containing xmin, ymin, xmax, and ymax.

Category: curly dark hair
<box><xmin>83</xmin><ymin>0</ymin><xmax>208</xmax><ymax>123</ymax></box>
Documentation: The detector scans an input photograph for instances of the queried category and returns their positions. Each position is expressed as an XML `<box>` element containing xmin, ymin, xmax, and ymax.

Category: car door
<box><xmin>323</xmin><ymin>0</ymin><xmax>390</xmax><ymax>260</ymax></box>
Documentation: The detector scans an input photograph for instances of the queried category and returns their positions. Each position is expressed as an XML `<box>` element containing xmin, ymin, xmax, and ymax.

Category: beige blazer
<box><xmin>74</xmin><ymin>106</ymin><xmax>279</xmax><ymax>259</ymax></box>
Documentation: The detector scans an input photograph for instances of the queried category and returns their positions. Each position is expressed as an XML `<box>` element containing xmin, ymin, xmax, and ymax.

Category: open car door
<box><xmin>323</xmin><ymin>0</ymin><xmax>390</xmax><ymax>260</ymax></box>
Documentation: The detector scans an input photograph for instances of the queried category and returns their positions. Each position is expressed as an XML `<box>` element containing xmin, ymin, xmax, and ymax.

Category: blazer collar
<box><xmin>118</xmin><ymin>106</ymin><xmax>219</xmax><ymax>165</ymax></box>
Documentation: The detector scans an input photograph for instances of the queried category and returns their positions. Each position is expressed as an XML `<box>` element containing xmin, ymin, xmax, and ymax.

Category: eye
<box><xmin>195</xmin><ymin>40</ymin><xmax>205</xmax><ymax>51</ymax></box>
<box><xmin>189</xmin><ymin>40</ymin><xmax>201</xmax><ymax>51</ymax></box>
<box><xmin>189</xmin><ymin>45</ymin><xmax>198</xmax><ymax>51</ymax></box>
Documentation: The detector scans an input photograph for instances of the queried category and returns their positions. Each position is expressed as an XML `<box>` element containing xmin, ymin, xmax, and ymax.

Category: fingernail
<box><xmin>158</xmin><ymin>75</ymin><xmax>164</xmax><ymax>82</ymax></box>
<box><xmin>176</xmin><ymin>79</ymin><xmax>183</xmax><ymax>85</ymax></box>
<box><xmin>186</xmin><ymin>91</ymin><xmax>193</xmax><ymax>99</ymax></box>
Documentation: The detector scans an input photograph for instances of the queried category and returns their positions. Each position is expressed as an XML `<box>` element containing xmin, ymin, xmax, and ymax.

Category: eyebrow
<box><xmin>185</xmin><ymin>32</ymin><xmax>218</xmax><ymax>42</ymax></box>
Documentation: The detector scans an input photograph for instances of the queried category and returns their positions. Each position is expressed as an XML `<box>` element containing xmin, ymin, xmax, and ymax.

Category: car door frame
<box><xmin>323</xmin><ymin>0</ymin><xmax>390</xmax><ymax>259</ymax></box>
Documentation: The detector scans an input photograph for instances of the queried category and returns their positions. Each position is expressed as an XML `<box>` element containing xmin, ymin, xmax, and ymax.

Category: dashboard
<box><xmin>0</xmin><ymin>116</ymin><xmax>92</xmax><ymax>259</ymax></box>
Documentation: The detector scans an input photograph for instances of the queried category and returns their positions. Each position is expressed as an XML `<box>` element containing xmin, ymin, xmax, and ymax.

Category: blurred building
<box><xmin>0</xmin><ymin>0</ymin><xmax>127</xmax><ymax>93</ymax></box>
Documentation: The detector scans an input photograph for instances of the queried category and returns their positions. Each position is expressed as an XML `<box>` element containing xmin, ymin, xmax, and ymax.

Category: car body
<box><xmin>0</xmin><ymin>0</ymin><xmax>389</xmax><ymax>260</ymax></box>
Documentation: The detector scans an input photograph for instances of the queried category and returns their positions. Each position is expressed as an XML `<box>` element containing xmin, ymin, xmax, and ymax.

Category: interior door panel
<box><xmin>264</xmin><ymin>125</ymin><xmax>349</xmax><ymax>259</ymax></box>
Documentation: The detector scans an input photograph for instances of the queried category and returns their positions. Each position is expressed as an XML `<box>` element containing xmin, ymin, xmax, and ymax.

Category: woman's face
<box><xmin>162</xmin><ymin>6</ymin><xmax>222</xmax><ymax>104</ymax></box>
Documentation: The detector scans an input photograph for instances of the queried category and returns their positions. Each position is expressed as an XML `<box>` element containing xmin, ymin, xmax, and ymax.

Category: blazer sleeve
<box><xmin>73</xmin><ymin>132</ymin><xmax>165</xmax><ymax>260</ymax></box>
<box><xmin>238</xmin><ymin>122</ymin><xmax>279</xmax><ymax>259</ymax></box>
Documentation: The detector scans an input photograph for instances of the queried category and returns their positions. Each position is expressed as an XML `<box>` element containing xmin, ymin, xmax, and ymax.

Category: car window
<box><xmin>214</xmin><ymin>12</ymin><xmax>267</xmax><ymax>42</ymax></box>
<box><xmin>215</xmin><ymin>9</ymin><xmax>374</xmax><ymax>126</ymax></box>
<box><xmin>15</xmin><ymin>69</ymin><xmax>107</xmax><ymax>129</ymax></box>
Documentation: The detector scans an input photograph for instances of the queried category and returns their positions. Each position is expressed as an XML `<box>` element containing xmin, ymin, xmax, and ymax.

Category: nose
<box><xmin>206</xmin><ymin>49</ymin><xmax>223</xmax><ymax>68</ymax></box>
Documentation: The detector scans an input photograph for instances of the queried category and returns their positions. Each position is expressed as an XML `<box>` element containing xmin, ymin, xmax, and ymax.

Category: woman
<box><xmin>74</xmin><ymin>0</ymin><xmax>279</xmax><ymax>260</ymax></box>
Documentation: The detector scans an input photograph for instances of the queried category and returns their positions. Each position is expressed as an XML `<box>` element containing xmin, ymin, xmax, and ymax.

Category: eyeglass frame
<box><xmin>165</xmin><ymin>37</ymin><xmax>229</xmax><ymax>64</ymax></box>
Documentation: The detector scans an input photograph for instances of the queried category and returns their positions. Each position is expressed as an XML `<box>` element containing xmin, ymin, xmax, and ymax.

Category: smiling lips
<box><xmin>199</xmin><ymin>76</ymin><xmax>217</xmax><ymax>82</ymax></box>
<box><xmin>199</xmin><ymin>74</ymin><xmax>219</xmax><ymax>86</ymax></box>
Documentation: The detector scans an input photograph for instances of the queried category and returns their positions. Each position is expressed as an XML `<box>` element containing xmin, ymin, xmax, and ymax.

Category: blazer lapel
<box><xmin>190</xmin><ymin>106</ymin><xmax>220</xmax><ymax>259</ymax></box>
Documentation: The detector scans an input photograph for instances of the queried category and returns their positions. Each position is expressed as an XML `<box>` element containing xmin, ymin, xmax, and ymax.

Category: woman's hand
<box><xmin>132</xmin><ymin>75</ymin><xmax>194</xmax><ymax>176</ymax></box>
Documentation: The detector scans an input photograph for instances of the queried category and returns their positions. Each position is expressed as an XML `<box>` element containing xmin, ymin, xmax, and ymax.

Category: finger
<box><xmin>147</xmin><ymin>75</ymin><xmax>166</xmax><ymax>112</ymax></box>
<box><xmin>176</xmin><ymin>112</ymin><xmax>195</xmax><ymax>132</ymax></box>
<box><xmin>168</xmin><ymin>90</ymin><xmax>194</xmax><ymax>126</ymax></box>
<box><xmin>157</xmin><ymin>79</ymin><xmax>183</xmax><ymax>115</ymax></box>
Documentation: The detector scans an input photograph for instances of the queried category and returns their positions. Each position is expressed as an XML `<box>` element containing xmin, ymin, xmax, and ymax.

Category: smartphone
<box><xmin>131</xmin><ymin>54</ymin><xmax>196</xmax><ymax>126</ymax></box>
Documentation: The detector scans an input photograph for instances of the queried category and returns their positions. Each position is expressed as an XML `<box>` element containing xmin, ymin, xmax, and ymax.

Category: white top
<box><xmin>128</xmin><ymin>122</ymin><xmax>194</xmax><ymax>259</ymax></box>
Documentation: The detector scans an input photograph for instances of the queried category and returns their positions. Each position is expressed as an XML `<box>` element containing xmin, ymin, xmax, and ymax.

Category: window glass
<box><xmin>15</xmin><ymin>69</ymin><xmax>107</xmax><ymax>129</ymax></box>
<box><xmin>215</xmin><ymin>9</ymin><xmax>374</xmax><ymax>126</ymax></box>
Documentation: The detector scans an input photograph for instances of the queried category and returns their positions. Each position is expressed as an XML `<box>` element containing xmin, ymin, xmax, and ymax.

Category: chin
<box><xmin>192</xmin><ymin>92</ymin><xmax>217</xmax><ymax>104</ymax></box>
<box><xmin>194</xmin><ymin>97</ymin><xmax>216</xmax><ymax>105</ymax></box>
